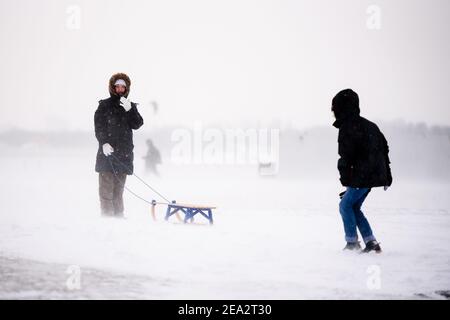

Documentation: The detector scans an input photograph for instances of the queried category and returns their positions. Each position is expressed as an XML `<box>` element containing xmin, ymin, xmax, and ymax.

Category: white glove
<box><xmin>102</xmin><ymin>143</ymin><xmax>114</xmax><ymax>156</ymax></box>
<box><xmin>120</xmin><ymin>97</ymin><xmax>132</xmax><ymax>112</ymax></box>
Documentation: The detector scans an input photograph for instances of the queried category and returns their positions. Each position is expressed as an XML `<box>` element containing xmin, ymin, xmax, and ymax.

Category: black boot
<box><xmin>343</xmin><ymin>241</ymin><xmax>362</xmax><ymax>251</ymax></box>
<box><xmin>362</xmin><ymin>240</ymin><xmax>382</xmax><ymax>253</ymax></box>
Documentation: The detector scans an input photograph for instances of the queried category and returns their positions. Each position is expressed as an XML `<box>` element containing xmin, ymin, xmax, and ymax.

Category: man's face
<box><xmin>115</xmin><ymin>84</ymin><xmax>126</xmax><ymax>96</ymax></box>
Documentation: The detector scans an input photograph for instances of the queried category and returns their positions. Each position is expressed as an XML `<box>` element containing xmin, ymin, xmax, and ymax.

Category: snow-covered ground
<box><xmin>0</xmin><ymin>141</ymin><xmax>449</xmax><ymax>299</ymax></box>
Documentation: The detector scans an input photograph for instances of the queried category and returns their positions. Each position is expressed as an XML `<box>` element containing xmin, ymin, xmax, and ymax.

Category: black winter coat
<box><xmin>333</xmin><ymin>115</ymin><xmax>392</xmax><ymax>188</ymax></box>
<box><xmin>94</xmin><ymin>95</ymin><xmax>144</xmax><ymax>174</ymax></box>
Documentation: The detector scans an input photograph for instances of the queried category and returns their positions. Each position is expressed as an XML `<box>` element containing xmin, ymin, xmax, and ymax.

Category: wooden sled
<box><xmin>151</xmin><ymin>200</ymin><xmax>216</xmax><ymax>225</ymax></box>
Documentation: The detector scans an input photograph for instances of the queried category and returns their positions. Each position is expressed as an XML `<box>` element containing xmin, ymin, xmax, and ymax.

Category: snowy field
<box><xmin>2</xmin><ymin>0</ymin><xmax>450</xmax><ymax>301</ymax></box>
<box><xmin>0</xmin><ymin>138</ymin><xmax>449</xmax><ymax>300</ymax></box>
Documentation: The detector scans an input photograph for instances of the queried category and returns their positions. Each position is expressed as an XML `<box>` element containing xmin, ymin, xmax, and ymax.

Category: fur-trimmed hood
<box><xmin>109</xmin><ymin>73</ymin><xmax>131</xmax><ymax>98</ymax></box>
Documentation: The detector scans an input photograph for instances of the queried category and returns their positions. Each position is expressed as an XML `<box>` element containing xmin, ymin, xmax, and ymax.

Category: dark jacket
<box><xmin>94</xmin><ymin>73</ymin><xmax>144</xmax><ymax>174</ymax></box>
<box><xmin>333</xmin><ymin>115</ymin><xmax>393</xmax><ymax>188</ymax></box>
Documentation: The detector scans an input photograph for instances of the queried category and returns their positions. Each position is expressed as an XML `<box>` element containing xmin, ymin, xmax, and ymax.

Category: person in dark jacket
<box><xmin>142</xmin><ymin>139</ymin><xmax>162</xmax><ymax>176</ymax></box>
<box><xmin>94</xmin><ymin>73</ymin><xmax>144</xmax><ymax>217</ymax></box>
<box><xmin>332</xmin><ymin>89</ymin><xmax>392</xmax><ymax>253</ymax></box>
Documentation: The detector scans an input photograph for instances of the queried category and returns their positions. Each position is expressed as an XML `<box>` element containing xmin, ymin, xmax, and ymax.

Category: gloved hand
<box><xmin>384</xmin><ymin>186</ymin><xmax>389</xmax><ymax>191</ymax></box>
<box><xmin>102</xmin><ymin>143</ymin><xmax>114</xmax><ymax>156</ymax></box>
<box><xmin>120</xmin><ymin>97</ymin><xmax>132</xmax><ymax>112</ymax></box>
<box><xmin>339</xmin><ymin>191</ymin><xmax>346</xmax><ymax>199</ymax></box>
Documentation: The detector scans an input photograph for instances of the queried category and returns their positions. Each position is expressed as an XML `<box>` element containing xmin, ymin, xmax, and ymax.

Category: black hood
<box><xmin>332</xmin><ymin>89</ymin><xmax>360</xmax><ymax>127</ymax></box>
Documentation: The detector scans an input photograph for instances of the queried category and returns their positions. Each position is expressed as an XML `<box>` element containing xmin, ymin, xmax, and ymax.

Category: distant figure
<box><xmin>143</xmin><ymin>139</ymin><xmax>161</xmax><ymax>176</ymax></box>
<box><xmin>94</xmin><ymin>73</ymin><xmax>144</xmax><ymax>218</ymax></box>
<box><xmin>331</xmin><ymin>89</ymin><xmax>392</xmax><ymax>253</ymax></box>
<box><xmin>150</xmin><ymin>101</ymin><xmax>159</xmax><ymax>114</ymax></box>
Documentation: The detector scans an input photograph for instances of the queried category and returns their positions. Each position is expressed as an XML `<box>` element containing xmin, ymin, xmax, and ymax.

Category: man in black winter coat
<box><xmin>94</xmin><ymin>73</ymin><xmax>144</xmax><ymax>217</ymax></box>
<box><xmin>332</xmin><ymin>89</ymin><xmax>392</xmax><ymax>253</ymax></box>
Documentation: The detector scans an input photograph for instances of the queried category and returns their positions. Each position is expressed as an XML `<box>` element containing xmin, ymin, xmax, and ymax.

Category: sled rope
<box><xmin>107</xmin><ymin>153</ymin><xmax>216</xmax><ymax>225</ymax></box>
<box><xmin>107</xmin><ymin>153</ymin><xmax>171</xmax><ymax>203</ymax></box>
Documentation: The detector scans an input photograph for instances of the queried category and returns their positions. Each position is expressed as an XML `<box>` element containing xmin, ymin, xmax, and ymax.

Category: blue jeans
<box><xmin>339</xmin><ymin>187</ymin><xmax>376</xmax><ymax>244</ymax></box>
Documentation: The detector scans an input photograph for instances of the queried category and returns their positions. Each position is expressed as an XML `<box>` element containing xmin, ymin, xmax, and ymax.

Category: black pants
<box><xmin>99</xmin><ymin>172</ymin><xmax>127</xmax><ymax>217</ymax></box>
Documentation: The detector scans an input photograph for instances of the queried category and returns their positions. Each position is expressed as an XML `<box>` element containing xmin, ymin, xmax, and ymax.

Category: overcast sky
<box><xmin>0</xmin><ymin>0</ymin><xmax>449</xmax><ymax>131</ymax></box>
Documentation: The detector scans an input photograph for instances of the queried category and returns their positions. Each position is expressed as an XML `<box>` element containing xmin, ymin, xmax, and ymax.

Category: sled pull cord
<box><xmin>108</xmin><ymin>153</ymin><xmax>171</xmax><ymax>203</ymax></box>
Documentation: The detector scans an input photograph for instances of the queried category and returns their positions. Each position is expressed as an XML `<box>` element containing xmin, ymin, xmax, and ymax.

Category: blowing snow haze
<box><xmin>0</xmin><ymin>0</ymin><xmax>450</xmax><ymax>301</ymax></box>
<box><xmin>0</xmin><ymin>0</ymin><xmax>449</xmax><ymax>131</ymax></box>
